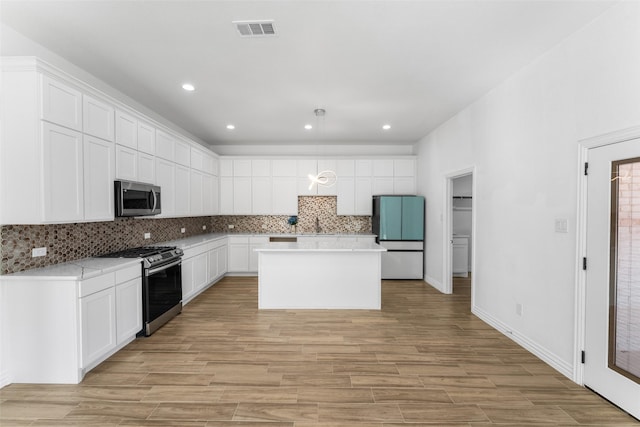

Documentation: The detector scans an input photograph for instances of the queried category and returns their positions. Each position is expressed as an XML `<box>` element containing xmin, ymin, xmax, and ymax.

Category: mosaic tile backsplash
<box><xmin>1</xmin><ymin>196</ymin><xmax>371</xmax><ymax>274</ymax></box>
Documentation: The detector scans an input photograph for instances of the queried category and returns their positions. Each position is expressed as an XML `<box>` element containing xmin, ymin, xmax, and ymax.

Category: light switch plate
<box><xmin>144</xmin><ymin>232</ymin><xmax>151</xmax><ymax>239</ymax></box>
<box><xmin>32</xmin><ymin>247</ymin><xmax>47</xmax><ymax>257</ymax></box>
<box><xmin>555</xmin><ymin>218</ymin><xmax>568</xmax><ymax>233</ymax></box>
<box><xmin>181</xmin><ymin>228</ymin><xmax>186</xmax><ymax>233</ymax></box>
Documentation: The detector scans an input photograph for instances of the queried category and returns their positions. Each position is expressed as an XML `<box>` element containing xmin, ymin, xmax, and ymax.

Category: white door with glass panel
<box><xmin>584</xmin><ymin>138</ymin><xmax>640</xmax><ymax>420</ymax></box>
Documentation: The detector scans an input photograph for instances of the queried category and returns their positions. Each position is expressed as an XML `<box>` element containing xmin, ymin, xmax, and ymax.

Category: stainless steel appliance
<box><xmin>100</xmin><ymin>246</ymin><xmax>183</xmax><ymax>336</ymax></box>
<box><xmin>115</xmin><ymin>180</ymin><xmax>161</xmax><ymax>217</ymax></box>
<box><xmin>373</xmin><ymin>195</ymin><xmax>425</xmax><ymax>279</ymax></box>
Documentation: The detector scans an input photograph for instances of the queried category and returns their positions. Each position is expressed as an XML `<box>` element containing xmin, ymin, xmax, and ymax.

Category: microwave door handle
<box><xmin>151</xmin><ymin>190</ymin><xmax>157</xmax><ymax>212</ymax></box>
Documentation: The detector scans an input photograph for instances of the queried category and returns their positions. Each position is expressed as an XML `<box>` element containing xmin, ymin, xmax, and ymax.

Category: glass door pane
<box><xmin>609</xmin><ymin>157</ymin><xmax>640</xmax><ymax>383</ymax></box>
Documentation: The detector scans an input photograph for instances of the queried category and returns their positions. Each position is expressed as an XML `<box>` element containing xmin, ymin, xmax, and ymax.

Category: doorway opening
<box><xmin>443</xmin><ymin>168</ymin><xmax>475</xmax><ymax>300</ymax></box>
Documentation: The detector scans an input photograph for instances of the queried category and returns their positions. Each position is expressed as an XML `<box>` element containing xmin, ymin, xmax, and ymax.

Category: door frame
<box><xmin>575</xmin><ymin>125</ymin><xmax>640</xmax><ymax>384</ymax></box>
<box><xmin>443</xmin><ymin>167</ymin><xmax>476</xmax><ymax>300</ymax></box>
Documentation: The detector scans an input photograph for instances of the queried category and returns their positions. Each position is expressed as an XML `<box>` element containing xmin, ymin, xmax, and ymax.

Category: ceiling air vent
<box><xmin>233</xmin><ymin>20</ymin><xmax>276</xmax><ymax>37</ymax></box>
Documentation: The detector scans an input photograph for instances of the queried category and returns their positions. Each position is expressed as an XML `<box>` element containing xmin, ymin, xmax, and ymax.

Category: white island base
<box><xmin>256</xmin><ymin>241</ymin><xmax>386</xmax><ymax>309</ymax></box>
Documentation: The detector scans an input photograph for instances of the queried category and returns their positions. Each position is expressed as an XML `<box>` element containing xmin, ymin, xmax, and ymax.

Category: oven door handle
<box><xmin>146</xmin><ymin>259</ymin><xmax>181</xmax><ymax>276</ymax></box>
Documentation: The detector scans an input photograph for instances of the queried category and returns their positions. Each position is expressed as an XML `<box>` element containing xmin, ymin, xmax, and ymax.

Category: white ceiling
<box><xmin>0</xmin><ymin>1</ymin><xmax>614</xmax><ymax>148</ymax></box>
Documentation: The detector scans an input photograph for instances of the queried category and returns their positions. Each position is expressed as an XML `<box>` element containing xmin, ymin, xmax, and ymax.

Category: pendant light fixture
<box><xmin>308</xmin><ymin>108</ymin><xmax>338</xmax><ymax>190</ymax></box>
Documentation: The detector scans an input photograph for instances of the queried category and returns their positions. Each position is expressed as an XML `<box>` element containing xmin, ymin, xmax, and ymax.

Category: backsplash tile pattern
<box><xmin>1</xmin><ymin>217</ymin><xmax>215</xmax><ymax>275</ymax></box>
<box><xmin>211</xmin><ymin>196</ymin><xmax>371</xmax><ymax>235</ymax></box>
<box><xmin>1</xmin><ymin>196</ymin><xmax>372</xmax><ymax>275</ymax></box>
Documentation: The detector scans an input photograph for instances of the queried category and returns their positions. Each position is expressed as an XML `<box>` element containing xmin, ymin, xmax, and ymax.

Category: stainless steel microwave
<box><xmin>115</xmin><ymin>180</ymin><xmax>161</xmax><ymax>217</ymax></box>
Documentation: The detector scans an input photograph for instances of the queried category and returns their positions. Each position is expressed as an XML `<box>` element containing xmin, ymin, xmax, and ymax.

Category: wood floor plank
<box><xmin>0</xmin><ymin>277</ymin><xmax>633</xmax><ymax>425</ymax></box>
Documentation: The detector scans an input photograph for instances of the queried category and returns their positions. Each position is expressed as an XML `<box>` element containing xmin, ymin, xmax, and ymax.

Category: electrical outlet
<box><xmin>516</xmin><ymin>303</ymin><xmax>523</xmax><ymax>316</ymax></box>
<box><xmin>228</xmin><ymin>224</ymin><xmax>235</xmax><ymax>229</ymax></box>
<box><xmin>144</xmin><ymin>232</ymin><xmax>151</xmax><ymax>239</ymax></box>
<box><xmin>31</xmin><ymin>247</ymin><xmax>47</xmax><ymax>257</ymax></box>
<box><xmin>202</xmin><ymin>225</ymin><xmax>207</xmax><ymax>230</ymax></box>
<box><xmin>555</xmin><ymin>218</ymin><xmax>568</xmax><ymax>233</ymax></box>
<box><xmin>181</xmin><ymin>228</ymin><xmax>186</xmax><ymax>233</ymax></box>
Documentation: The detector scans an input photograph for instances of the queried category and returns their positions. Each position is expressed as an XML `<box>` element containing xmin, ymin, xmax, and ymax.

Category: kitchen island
<box><xmin>254</xmin><ymin>241</ymin><xmax>386</xmax><ymax>309</ymax></box>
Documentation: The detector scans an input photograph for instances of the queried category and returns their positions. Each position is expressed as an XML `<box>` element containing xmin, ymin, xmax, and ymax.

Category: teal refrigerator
<box><xmin>372</xmin><ymin>195</ymin><xmax>424</xmax><ymax>279</ymax></box>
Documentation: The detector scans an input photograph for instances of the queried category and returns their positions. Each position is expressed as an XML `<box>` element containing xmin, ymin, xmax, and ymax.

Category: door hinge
<box><xmin>581</xmin><ymin>350</ymin><xmax>586</xmax><ymax>364</ymax></box>
<box><xmin>584</xmin><ymin>162</ymin><xmax>589</xmax><ymax>176</ymax></box>
<box><xmin>583</xmin><ymin>257</ymin><xmax>587</xmax><ymax>270</ymax></box>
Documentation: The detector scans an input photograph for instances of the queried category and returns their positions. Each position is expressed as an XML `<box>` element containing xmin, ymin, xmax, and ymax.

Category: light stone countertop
<box><xmin>1</xmin><ymin>257</ymin><xmax>141</xmax><ymax>281</ymax></box>
<box><xmin>2</xmin><ymin>232</ymin><xmax>378</xmax><ymax>280</ymax></box>
<box><xmin>254</xmin><ymin>241</ymin><xmax>386</xmax><ymax>252</ymax></box>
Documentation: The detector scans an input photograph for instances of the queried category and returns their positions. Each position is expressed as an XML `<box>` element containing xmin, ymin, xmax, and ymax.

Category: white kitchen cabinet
<box><xmin>252</xmin><ymin>159</ymin><xmax>270</xmax><ymax>176</ymax></box>
<box><xmin>218</xmin><ymin>243</ymin><xmax>228</xmax><ymax>275</ymax></box>
<box><xmin>115</xmin><ymin>144</ymin><xmax>138</xmax><ymax>181</ymax></box>
<box><xmin>174</xmin><ymin>165</ymin><xmax>190</xmax><ymax>216</ymax></box>
<box><xmin>373</xmin><ymin>177</ymin><xmax>394</xmax><ymax>195</ymax></box>
<box><xmin>297</xmin><ymin>159</ymin><xmax>317</xmax><ymax>196</ymax></box>
<box><xmin>138</xmin><ymin>152</ymin><xmax>155</xmax><ymax>184</ymax></box>
<box><xmin>452</xmin><ymin>236</ymin><xmax>469</xmax><ymax>277</ymax></box>
<box><xmin>208</xmin><ymin>239</ymin><xmax>228</xmax><ymax>283</ymax></box>
<box><xmin>355</xmin><ymin>159</ymin><xmax>372</xmax><ymax>177</ymax></box>
<box><xmin>190</xmin><ymin>169</ymin><xmax>204</xmax><ymax>215</ymax></box>
<box><xmin>220</xmin><ymin>158</ymin><xmax>233</xmax><ymax>176</ymax></box>
<box><xmin>137</xmin><ymin>120</ymin><xmax>155</xmax><ymax>155</ymax></box>
<box><xmin>272</xmin><ymin>177</ymin><xmax>298</xmax><ymax>215</ymax></box>
<box><xmin>249</xmin><ymin>236</ymin><xmax>269</xmax><ymax>272</ymax></box>
<box><xmin>252</xmin><ymin>177</ymin><xmax>272</xmax><ymax>214</ymax></box>
<box><xmin>228</xmin><ymin>236</ymin><xmax>250</xmax><ymax>272</ymax></box>
<box><xmin>219</xmin><ymin>176</ymin><xmax>234</xmax><ymax>215</ymax></box>
<box><xmin>233</xmin><ymin>177</ymin><xmax>252</xmax><ymax>214</ymax></box>
<box><xmin>41</xmin><ymin>74</ymin><xmax>82</xmax><ymax>131</ymax></box>
<box><xmin>317</xmin><ymin>159</ymin><xmax>337</xmax><ymax>196</ymax></box>
<box><xmin>187</xmin><ymin>252</ymin><xmax>209</xmax><ymax>295</ymax></box>
<box><xmin>272</xmin><ymin>159</ymin><xmax>297</xmax><ymax>176</ymax></box>
<box><xmin>394</xmin><ymin>177</ymin><xmax>416</xmax><ymax>195</ymax></box>
<box><xmin>182</xmin><ymin>256</ymin><xmax>196</xmax><ymax>302</ymax></box>
<box><xmin>81</xmin><ymin>286</ymin><xmax>117</xmax><ymax>369</ymax></box>
<box><xmin>394</xmin><ymin>159</ymin><xmax>415</xmax><ymax>177</ymax></box>
<box><xmin>43</xmin><ymin>122</ymin><xmax>84</xmax><ymax>223</ymax></box>
<box><xmin>203</xmin><ymin>173</ymin><xmax>216</xmax><ymax>215</ymax></box>
<box><xmin>355</xmin><ymin>177</ymin><xmax>373</xmax><ymax>215</ymax></box>
<box><xmin>208</xmin><ymin>244</ymin><xmax>219</xmax><ymax>282</ymax></box>
<box><xmin>155</xmin><ymin>158</ymin><xmax>175</xmax><ymax>217</ymax></box>
<box><xmin>336</xmin><ymin>159</ymin><xmax>355</xmax><ymax>176</ymax></box>
<box><xmin>83</xmin><ymin>135</ymin><xmax>114</xmax><ymax>221</ymax></box>
<box><xmin>155</xmin><ymin>129</ymin><xmax>174</xmax><ymax>161</ymax></box>
<box><xmin>115</xmin><ymin>110</ymin><xmax>137</xmax><ymax>149</ymax></box>
<box><xmin>373</xmin><ymin>159</ymin><xmax>394</xmax><ymax>177</ymax></box>
<box><xmin>83</xmin><ymin>94</ymin><xmax>114</xmax><ymax>142</ymax></box>
<box><xmin>234</xmin><ymin>159</ymin><xmax>252</xmax><ymax>176</ymax></box>
<box><xmin>174</xmin><ymin>138</ymin><xmax>191</xmax><ymax>167</ymax></box>
<box><xmin>115</xmin><ymin>277</ymin><xmax>142</xmax><ymax>344</ymax></box>
<box><xmin>336</xmin><ymin>177</ymin><xmax>355</xmax><ymax>215</ymax></box>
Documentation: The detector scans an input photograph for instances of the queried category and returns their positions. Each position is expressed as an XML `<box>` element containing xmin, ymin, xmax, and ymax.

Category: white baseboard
<box><xmin>424</xmin><ymin>274</ymin><xmax>444</xmax><ymax>293</ymax></box>
<box><xmin>472</xmin><ymin>304</ymin><xmax>574</xmax><ymax>380</ymax></box>
<box><xmin>0</xmin><ymin>369</ymin><xmax>11</xmax><ymax>389</ymax></box>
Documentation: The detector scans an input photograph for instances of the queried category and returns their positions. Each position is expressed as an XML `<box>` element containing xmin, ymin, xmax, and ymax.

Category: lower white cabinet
<box><xmin>115</xmin><ymin>278</ymin><xmax>143</xmax><ymax>344</ymax></box>
<box><xmin>182</xmin><ymin>238</ymin><xmax>228</xmax><ymax>304</ymax></box>
<box><xmin>1</xmin><ymin>262</ymin><xmax>142</xmax><ymax>384</ymax></box>
<box><xmin>81</xmin><ymin>287</ymin><xmax>116</xmax><ymax>368</ymax></box>
<box><xmin>452</xmin><ymin>236</ymin><xmax>469</xmax><ymax>277</ymax></box>
<box><xmin>228</xmin><ymin>236</ymin><xmax>250</xmax><ymax>272</ymax></box>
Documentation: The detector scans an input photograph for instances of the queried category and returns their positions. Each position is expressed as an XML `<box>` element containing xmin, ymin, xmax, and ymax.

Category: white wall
<box><xmin>416</xmin><ymin>2</ymin><xmax>640</xmax><ymax>378</ymax></box>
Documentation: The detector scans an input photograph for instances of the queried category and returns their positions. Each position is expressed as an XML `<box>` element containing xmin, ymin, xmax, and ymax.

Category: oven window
<box><xmin>146</xmin><ymin>263</ymin><xmax>182</xmax><ymax>322</ymax></box>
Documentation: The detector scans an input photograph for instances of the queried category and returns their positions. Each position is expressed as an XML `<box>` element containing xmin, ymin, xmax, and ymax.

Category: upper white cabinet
<box><xmin>317</xmin><ymin>159</ymin><xmax>337</xmax><ymax>196</ymax></box>
<box><xmin>115</xmin><ymin>144</ymin><xmax>138</xmax><ymax>181</ymax></box>
<box><xmin>155</xmin><ymin>129</ymin><xmax>174</xmax><ymax>161</ymax></box>
<box><xmin>155</xmin><ymin>158</ymin><xmax>175</xmax><ymax>217</ymax></box>
<box><xmin>115</xmin><ymin>110</ymin><xmax>137</xmax><ymax>149</ymax></box>
<box><xmin>174</xmin><ymin>138</ymin><xmax>191</xmax><ymax>167</ymax></box>
<box><xmin>138</xmin><ymin>152</ymin><xmax>156</xmax><ymax>184</ymax></box>
<box><xmin>297</xmin><ymin>159</ymin><xmax>317</xmax><ymax>196</ymax></box>
<box><xmin>84</xmin><ymin>135</ymin><xmax>114</xmax><ymax>221</ymax></box>
<box><xmin>137</xmin><ymin>121</ymin><xmax>155</xmax><ymax>155</ymax></box>
<box><xmin>174</xmin><ymin>165</ymin><xmax>191</xmax><ymax>216</ymax></box>
<box><xmin>41</xmin><ymin>74</ymin><xmax>82</xmax><ymax>131</ymax></box>
<box><xmin>42</xmin><ymin>122</ymin><xmax>84</xmax><ymax>223</ymax></box>
<box><xmin>83</xmin><ymin>95</ymin><xmax>114</xmax><ymax>142</ymax></box>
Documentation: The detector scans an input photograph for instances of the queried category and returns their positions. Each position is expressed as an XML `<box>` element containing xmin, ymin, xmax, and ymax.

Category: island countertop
<box><xmin>253</xmin><ymin>241</ymin><xmax>386</xmax><ymax>252</ymax></box>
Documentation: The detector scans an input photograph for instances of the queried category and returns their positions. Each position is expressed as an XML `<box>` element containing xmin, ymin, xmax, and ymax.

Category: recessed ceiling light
<box><xmin>382</xmin><ymin>124</ymin><xmax>391</xmax><ymax>130</ymax></box>
<box><xmin>304</xmin><ymin>124</ymin><xmax>313</xmax><ymax>130</ymax></box>
<box><xmin>226</xmin><ymin>124</ymin><xmax>235</xmax><ymax>130</ymax></box>
<box><xmin>182</xmin><ymin>83</ymin><xmax>195</xmax><ymax>92</ymax></box>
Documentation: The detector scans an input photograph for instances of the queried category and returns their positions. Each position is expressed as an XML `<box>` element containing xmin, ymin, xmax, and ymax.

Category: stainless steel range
<box><xmin>101</xmin><ymin>246</ymin><xmax>183</xmax><ymax>336</ymax></box>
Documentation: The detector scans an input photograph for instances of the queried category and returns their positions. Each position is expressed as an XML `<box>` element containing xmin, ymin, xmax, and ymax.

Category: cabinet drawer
<box><xmin>211</xmin><ymin>238</ymin><xmax>227</xmax><ymax>249</ymax></box>
<box><xmin>249</xmin><ymin>236</ymin><xmax>270</xmax><ymax>244</ymax></box>
<box><xmin>79</xmin><ymin>272</ymin><xmax>115</xmax><ymax>297</ymax></box>
<box><xmin>183</xmin><ymin>244</ymin><xmax>208</xmax><ymax>259</ymax></box>
<box><xmin>115</xmin><ymin>264</ymin><xmax>142</xmax><ymax>284</ymax></box>
<box><xmin>228</xmin><ymin>236</ymin><xmax>249</xmax><ymax>244</ymax></box>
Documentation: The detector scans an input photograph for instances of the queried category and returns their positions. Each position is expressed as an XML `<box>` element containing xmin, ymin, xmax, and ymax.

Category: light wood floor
<box><xmin>1</xmin><ymin>277</ymin><xmax>637</xmax><ymax>426</ymax></box>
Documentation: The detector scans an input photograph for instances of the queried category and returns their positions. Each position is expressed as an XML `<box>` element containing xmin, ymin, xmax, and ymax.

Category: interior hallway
<box><xmin>0</xmin><ymin>277</ymin><xmax>636</xmax><ymax>426</ymax></box>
